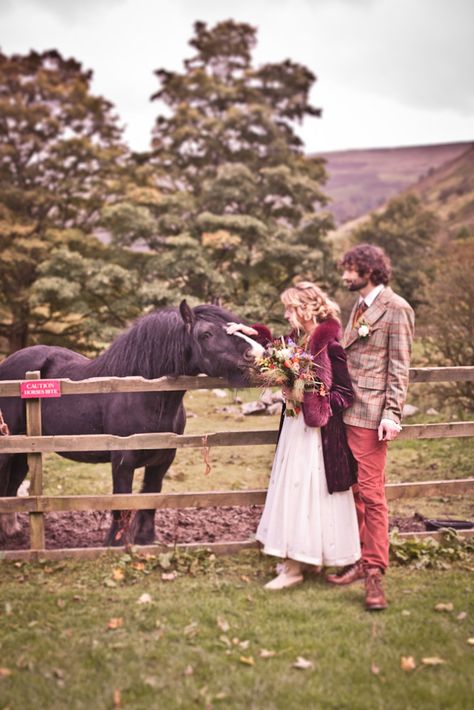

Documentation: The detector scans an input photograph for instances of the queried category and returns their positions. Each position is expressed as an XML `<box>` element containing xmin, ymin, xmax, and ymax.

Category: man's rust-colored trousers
<box><xmin>346</xmin><ymin>425</ymin><xmax>389</xmax><ymax>571</ymax></box>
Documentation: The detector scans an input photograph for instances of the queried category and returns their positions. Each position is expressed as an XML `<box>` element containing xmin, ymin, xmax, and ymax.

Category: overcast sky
<box><xmin>1</xmin><ymin>0</ymin><xmax>473</xmax><ymax>153</ymax></box>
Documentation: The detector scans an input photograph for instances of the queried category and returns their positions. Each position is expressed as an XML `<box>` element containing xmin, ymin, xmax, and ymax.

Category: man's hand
<box><xmin>226</xmin><ymin>322</ymin><xmax>259</xmax><ymax>336</ymax></box>
<box><xmin>378</xmin><ymin>418</ymin><xmax>402</xmax><ymax>442</ymax></box>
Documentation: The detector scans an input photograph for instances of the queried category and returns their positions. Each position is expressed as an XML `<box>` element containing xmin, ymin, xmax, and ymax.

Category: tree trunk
<box><xmin>7</xmin><ymin>318</ymin><xmax>29</xmax><ymax>355</ymax></box>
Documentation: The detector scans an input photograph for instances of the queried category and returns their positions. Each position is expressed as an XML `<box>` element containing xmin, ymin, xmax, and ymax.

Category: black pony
<box><xmin>0</xmin><ymin>301</ymin><xmax>261</xmax><ymax>545</ymax></box>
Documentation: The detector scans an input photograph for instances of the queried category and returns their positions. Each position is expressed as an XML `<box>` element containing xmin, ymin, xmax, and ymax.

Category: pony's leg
<box><xmin>131</xmin><ymin>450</ymin><xmax>177</xmax><ymax>545</ymax></box>
<box><xmin>0</xmin><ymin>454</ymin><xmax>18</xmax><ymax>539</ymax></box>
<box><xmin>0</xmin><ymin>454</ymin><xmax>29</xmax><ymax>538</ymax></box>
<box><xmin>105</xmin><ymin>452</ymin><xmax>135</xmax><ymax>547</ymax></box>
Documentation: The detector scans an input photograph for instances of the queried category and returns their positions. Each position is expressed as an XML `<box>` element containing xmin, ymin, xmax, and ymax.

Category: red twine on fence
<box><xmin>201</xmin><ymin>435</ymin><xmax>212</xmax><ymax>476</ymax></box>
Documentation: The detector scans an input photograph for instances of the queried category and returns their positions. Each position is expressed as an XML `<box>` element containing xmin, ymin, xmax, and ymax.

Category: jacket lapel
<box><xmin>342</xmin><ymin>301</ymin><xmax>360</xmax><ymax>349</ymax></box>
<box><xmin>343</xmin><ymin>287</ymin><xmax>393</xmax><ymax>349</ymax></box>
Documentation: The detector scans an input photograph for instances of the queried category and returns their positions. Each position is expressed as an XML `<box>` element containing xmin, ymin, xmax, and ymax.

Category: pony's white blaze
<box><xmin>232</xmin><ymin>331</ymin><xmax>265</xmax><ymax>358</ymax></box>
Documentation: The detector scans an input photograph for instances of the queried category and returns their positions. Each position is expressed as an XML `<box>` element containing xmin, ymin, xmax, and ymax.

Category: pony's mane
<box><xmin>193</xmin><ymin>304</ymin><xmax>239</xmax><ymax>324</ymax></box>
<box><xmin>84</xmin><ymin>308</ymin><xmax>187</xmax><ymax>378</ymax></box>
<box><xmin>83</xmin><ymin>304</ymin><xmax>239</xmax><ymax>379</ymax></box>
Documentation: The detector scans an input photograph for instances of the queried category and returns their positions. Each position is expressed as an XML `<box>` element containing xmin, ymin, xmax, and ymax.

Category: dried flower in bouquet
<box><xmin>254</xmin><ymin>337</ymin><xmax>326</xmax><ymax>416</ymax></box>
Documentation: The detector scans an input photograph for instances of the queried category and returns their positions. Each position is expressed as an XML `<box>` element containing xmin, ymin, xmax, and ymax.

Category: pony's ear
<box><xmin>179</xmin><ymin>300</ymin><xmax>195</xmax><ymax>332</ymax></box>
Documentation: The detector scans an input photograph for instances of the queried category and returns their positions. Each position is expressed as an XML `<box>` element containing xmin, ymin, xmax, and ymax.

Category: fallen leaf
<box><xmin>214</xmin><ymin>692</ymin><xmax>228</xmax><ymax>700</ymax></box>
<box><xmin>401</xmin><ymin>610</ymin><xmax>411</xmax><ymax>617</ymax></box>
<box><xmin>434</xmin><ymin>603</ymin><xmax>454</xmax><ymax>612</ymax></box>
<box><xmin>184</xmin><ymin>665</ymin><xmax>194</xmax><ymax>676</ymax></box>
<box><xmin>400</xmin><ymin>656</ymin><xmax>416</xmax><ymax>672</ymax></box>
<box><xmin>467</xmin><ymin>638</ymin><xmax>474</xmax><ymax>646</ymax></box>
<box><xmin>158</xmin><ymin>552</ymin><xmax>173</xmax><ymax>570</ymax></box>
<box><xmin>371</xmin><ymin>663</ymin><xmax>380</xmax><ymax>675</ymax></box>
<box><xmin>144</xmin><ymin>675</ymin><xmax>159</xmax><ymax>688</ymax></box>
<box><xmin>184</xmin><ymin>621</ymin><xmax>199</xmax><ymax>637</ymax></box>
<box><xmin>0</xmin><ymin>668</ymin><xmax>12</xmax><ymax>678</ymax></box>
<box><xmin>137</xmin><ymin>593</ymin><xmax>152</xmax><ymax>605</ymax></box>
<box><xmin>112</xmin><ymin>568</ymin><xmax>125</xmax><ymax>582</ymax></box>
<box><xmin>292</xmin><ymin>656</ymin><xmax>314</xmax><ymax>670</ymax></box>
<box><xmin>107</xmin><ymin>618</ymin><xmax>124</xmax><ymax>630</ymax></box>
<box><xmin>239</xmin><ymin>640</ymin><xmax>250</xmax><ymax>650</ymax></box>
<box><xmin>132</xmin><ymin>562</ymin><xmax>145</xmax><ymax>571</ymax></box>
<box><xmin>56</xmin><ymin>599</ymin><xmax>66</xmax><ymax>609</ymax></box>
<box><xmin>421</xmin><ymin>657</ymin><xmax>446</xmax><ymax>666</ymax></box>
<box><xmin>259</xmin><ymin>649</ymin><xmax>276</xmax><ymax>658</ymax></box>
<box><xmin>161</xmin><ymin>571</ymin><xmax>177</xmax><ymax>582</ymax></box>
<box><xmin>239</xmin><ymin>656</ymin><xmax>255</xmax><ymax>666</ymax></box>
<box><xmin>4</xmin><ymin>602</ymin><xmax>12</xmax><ymax>615</ymax></box>
<box><xmin>219</xmin><ymin>635</ymin><xmax>231</xmax><ymax>647</ymax></box>
<box><xmin>240</xmin><ymin>575</ymin><xmax>251</xmax><ymax>583</ymax></box>
<box><xmin>217</xmin><ymin>616</ymin><xmax>230</xmax><ymax>632</ymax></box>
<box><xmin>457</xmin><ymin>612</ymin><xmax>467</xmax><ymax>620</ymax></box>
<box><xmin>104</xmin><ymin>578</ymin><xmax>117</xmax><ymax>588</ymax></box>
<box><xmin>113</xmin><ymin>689</ymin><xmax>121</xmax><ymax>708</ymax></box>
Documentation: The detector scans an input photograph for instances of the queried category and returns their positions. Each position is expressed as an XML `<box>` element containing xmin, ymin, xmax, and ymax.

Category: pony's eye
<box><xmin>199</xmin><ymin>331</ymin><xmax>213</xmax><ymax>340</ymax></box>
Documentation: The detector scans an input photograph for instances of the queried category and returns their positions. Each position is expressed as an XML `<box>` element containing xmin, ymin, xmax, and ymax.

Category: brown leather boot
<box><xmin>365</xmin><ymin>567</ymin><xmax>388</xmax><ymax>611</ymax></box>
<box><xmin>326</xmin><ymin>559</ymin><xmax>364</xmax><ymax>586</ymax></box>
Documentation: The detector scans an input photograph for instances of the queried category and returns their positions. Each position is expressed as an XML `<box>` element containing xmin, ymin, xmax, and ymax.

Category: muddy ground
<box><xmin>0</xmin><ymin>507</ymin><xmax>427</xmax><ymax>551</ymax></box>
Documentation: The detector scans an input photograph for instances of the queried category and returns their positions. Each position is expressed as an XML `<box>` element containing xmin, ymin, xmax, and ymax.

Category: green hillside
<box><xmin>320</xmin><ymin>142</ymin><xmax>472</xmax><ymax>225</ymax></box>
<box><xmin>408</xmin><ymin>144</ymin><xmax>474</xmax><ymax>241</ymax></box>
<box><xmin>326</xmin><ymin>142</ymin><xmax>474</xmax><ymax>249</ymax></box>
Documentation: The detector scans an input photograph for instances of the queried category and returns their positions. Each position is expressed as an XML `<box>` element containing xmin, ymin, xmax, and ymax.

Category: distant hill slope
<box><xmin>408</xmin><ymin>144</ymin><xmax>474</xmax><ymax>241</ymax></box>
<box><xmin>326</xmin><ymin>142</ymin><xmax>474</xmax><ymax>249</ymax></box>
<box><xmin>319</xmin><ymin>142</ymin><xmax>472</xmax><ymax>225</ymax></box>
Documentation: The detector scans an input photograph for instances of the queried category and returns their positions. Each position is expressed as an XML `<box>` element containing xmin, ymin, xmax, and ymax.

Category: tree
<box><xmin>0</xmin><ymin>50</ymin><xmax>136</xmax><ymax>354</ymax></box>
<box><xmin>109</xmin><ymin>20</ymin><xmax>334</xmax><ymax>321</ymax></box>
<box><xmin>352</xmin><ymin>194</ymin><xmax>439</xmax><ymax>309</ymax></box>
<box><xmin>422</xmin><ymin>238</ymin><xmax>474</xmax><ymax>408</ymax></box>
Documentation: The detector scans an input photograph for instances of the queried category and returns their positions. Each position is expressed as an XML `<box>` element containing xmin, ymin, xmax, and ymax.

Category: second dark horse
<box><xmin>0</xmin><ymin>301</ymin><xmax>260</xmax><ymax>545</ymax></box>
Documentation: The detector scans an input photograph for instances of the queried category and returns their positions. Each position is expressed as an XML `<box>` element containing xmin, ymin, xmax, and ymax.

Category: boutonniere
<box><xmin>357</xmin><ymin>318</ymin><xmax>371</xmax><ymax>339</ymax></box>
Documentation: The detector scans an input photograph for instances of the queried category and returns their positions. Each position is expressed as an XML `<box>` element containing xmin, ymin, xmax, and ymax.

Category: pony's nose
<box><xmin>244</xmin><ymin>343</ymin><xmax>264</xmax><ymax>361</ymax></box>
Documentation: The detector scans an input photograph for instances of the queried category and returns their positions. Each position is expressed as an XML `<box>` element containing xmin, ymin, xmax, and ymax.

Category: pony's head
<box><xmin>180</xmin><ymin>301</ymin><xmax>262</xmax><ymax>386</ymax></box>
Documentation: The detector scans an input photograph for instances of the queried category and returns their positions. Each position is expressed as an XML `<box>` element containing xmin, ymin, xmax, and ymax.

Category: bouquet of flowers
<box><xmin>254</xmin><ymin>337</ymin><xmax>327</xmax><ymax>416</ymax></box>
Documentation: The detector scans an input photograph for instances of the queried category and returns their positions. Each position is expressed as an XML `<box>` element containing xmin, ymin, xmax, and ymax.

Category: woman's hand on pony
<box><xmin>225</xmin><ymin>322</ymin><xmax>259</xmax><ymax>337</ymax></box>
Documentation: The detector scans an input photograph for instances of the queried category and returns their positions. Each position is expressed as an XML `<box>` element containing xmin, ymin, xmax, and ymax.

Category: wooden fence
<box><xmin>0</xmin><ymin>366</ymin><xmax>473</xmax><ymax>561</ymax></box>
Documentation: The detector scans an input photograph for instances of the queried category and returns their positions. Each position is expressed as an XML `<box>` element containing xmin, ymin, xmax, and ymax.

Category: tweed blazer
<box><xmin>342</xmin><ymin>286</ymin><xmax>415</xmax><ymax>429</ymax></box>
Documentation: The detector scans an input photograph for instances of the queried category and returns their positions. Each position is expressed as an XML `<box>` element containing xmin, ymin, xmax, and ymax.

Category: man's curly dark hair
<box><xmin>339</xmin><ymin>243</ymin><xmax>392</xmax><ymax>286</ymax></box>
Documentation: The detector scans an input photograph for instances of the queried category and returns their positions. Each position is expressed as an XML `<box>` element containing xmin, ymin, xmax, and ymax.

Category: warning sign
<box><xmin>20</xmin><ymin>380</ymin><xmax>62</xmax><ymax>399</ymax></box>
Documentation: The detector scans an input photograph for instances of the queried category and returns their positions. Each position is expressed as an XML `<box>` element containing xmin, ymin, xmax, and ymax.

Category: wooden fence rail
<box><xmin>0</xmin><ymin>366</ymin><xmax>473</xmax><ymax>561</ymax></box>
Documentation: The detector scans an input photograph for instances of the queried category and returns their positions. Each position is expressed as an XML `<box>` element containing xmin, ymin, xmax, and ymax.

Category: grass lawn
<box><xmin>2</xmin><ymin>389</ymin><xmax>473</xmax><ymax>708</ymax></box>
<box><xmin>0</xmin><ymin>550</ymin><xmax>473</xmax><ymax>709</ymax></box>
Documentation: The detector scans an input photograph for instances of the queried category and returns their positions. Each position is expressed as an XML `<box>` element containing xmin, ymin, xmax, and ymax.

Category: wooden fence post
<box><xmin>25</xmin><ymin>370</ymin><xmax>45</xmax><ymax>551</ymax></box>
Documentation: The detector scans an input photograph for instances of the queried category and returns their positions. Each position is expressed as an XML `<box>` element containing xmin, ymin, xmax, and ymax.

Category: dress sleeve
<box><xmin>250</xmin><ymin>323</ymin><xmax>273</xmax><ymax>347</ymax></box>
<box><xmin>327</xmin><ymin>341</ymin><xmax>355</xmax><ymax>414</ymax></box>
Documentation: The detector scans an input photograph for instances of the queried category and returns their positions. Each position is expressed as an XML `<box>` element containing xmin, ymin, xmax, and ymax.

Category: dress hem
<box><xmin>256</xmin><ymin>538</ymin><xmax>360</xmax><ymax>568</ymax></box>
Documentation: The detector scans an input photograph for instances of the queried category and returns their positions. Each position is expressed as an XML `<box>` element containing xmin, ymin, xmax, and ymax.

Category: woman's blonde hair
<box><xmin>281</xmin><ymin>281</ymin><xmax>340</xmax><ymax>327</ymax></box>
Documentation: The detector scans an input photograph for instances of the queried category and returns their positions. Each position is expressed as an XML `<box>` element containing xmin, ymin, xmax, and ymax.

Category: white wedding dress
<box><xmin>256</xmin><ymin>411</ymin><xmax>361</xmax><ymax>567</ymax></box>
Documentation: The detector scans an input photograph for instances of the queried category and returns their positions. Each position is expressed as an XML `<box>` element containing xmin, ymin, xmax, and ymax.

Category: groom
<box><xmin>327</xmin><ymin>244</ymin><xmax>414</xmax><ymax>611</ymax></box>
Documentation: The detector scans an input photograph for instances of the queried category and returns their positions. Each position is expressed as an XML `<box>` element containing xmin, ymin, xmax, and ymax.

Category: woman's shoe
<box><xmin>264</xmin><ymin>559</ymin><xmax>304</xmax><ymax>590</ymax></box>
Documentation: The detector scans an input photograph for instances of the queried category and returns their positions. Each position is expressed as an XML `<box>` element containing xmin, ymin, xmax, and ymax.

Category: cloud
<box><xmin>0</xmin><ymin>0</ymin><xmax>128</xmax><ymax>21</ymax></box>
<box><xmin>314</xmin><ymin>0</ymin><xmax>474</xmax><ymax>113</ymax></box>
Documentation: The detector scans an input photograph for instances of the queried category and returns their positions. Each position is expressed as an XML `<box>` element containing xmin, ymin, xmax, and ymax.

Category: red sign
<box><xmin>20</xmin><ymin>380</ymin><xmax>62</xmax><ymax>399</ymax></box>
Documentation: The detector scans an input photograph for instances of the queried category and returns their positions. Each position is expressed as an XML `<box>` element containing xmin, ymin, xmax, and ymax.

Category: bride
<box><xmin>228</xmin><ymin>282</ymin><xmax>360</xmax><ymax>589</ymax></box>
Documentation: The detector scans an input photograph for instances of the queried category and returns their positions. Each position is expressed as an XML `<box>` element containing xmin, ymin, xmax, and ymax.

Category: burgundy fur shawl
<box><xmin>302</xmin><ymin>318</ymin><xmax>341</xmax><ymax>428</ymax></box>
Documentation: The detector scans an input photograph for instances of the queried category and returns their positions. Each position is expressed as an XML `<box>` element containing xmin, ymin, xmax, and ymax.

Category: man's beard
<box><xmin>345</xmin><ymin>276</ymin><xmax>370</xmax><ymax>292</ymax></box>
